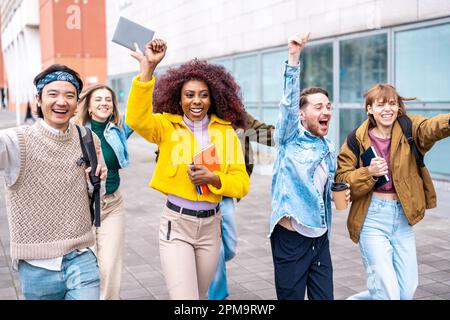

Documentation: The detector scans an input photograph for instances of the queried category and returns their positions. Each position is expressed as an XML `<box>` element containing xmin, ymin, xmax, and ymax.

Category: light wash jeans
<box><xmin>348</xmin><ymin>197</ymin><xmax>418</xmax><ymax>300</ymax></box>
<box><xmin>18</xmin><ymin>249</ymin><xmax>100</xmax><ymax>300</ymax></box>
<box><xmin>208</xmin><ymin>197</ymin><xmax>237</xmax><ymax>300</ymax></box>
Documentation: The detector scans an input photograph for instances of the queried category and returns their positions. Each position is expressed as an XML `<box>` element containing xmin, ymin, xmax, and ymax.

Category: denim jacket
<box><xmin>87</xmin><ymin>115</ymin><xmax>133</xmax><ymax>168</ymax></box>
<box><xmin>270</xmin><ymin>63</ymin><xmax>336</xmax><ymax>237</ymax></box>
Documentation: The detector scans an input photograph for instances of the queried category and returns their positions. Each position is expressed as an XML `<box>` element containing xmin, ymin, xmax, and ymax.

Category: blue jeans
<box><xmin>348</xmin><ymin>197</ymin><xmax>418</xmax><ymax>300</ymax></box>
<box><xmin>18</xmin><ymin>249</ymin><xmax>100</xmax><ymax>300</ymax></box>
<box><xmin>208</xmin><ymin>197</ymin><xmax>237</xmax><ymax>300</ymax></box>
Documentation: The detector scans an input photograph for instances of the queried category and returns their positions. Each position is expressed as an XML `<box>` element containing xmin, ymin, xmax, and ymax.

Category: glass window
<box><xmin>326</xmin><ymin>114</ymin><xmax>337</xmax><ymax>145</ymax></box>
<box><xmin>109</xmin><ymin>74</ymin><xmax>134</xmax><ymax>112</ymax></box>
<box><xmin>262</xmin><ymin>50</ymin><xmax>285</xmax><ymax>103</ymax></box>
<box><xmin>262</xmin><ymin>107</ymin><xmax>279</xmax><ymax>126</ymax></box>
<box><xmin>407</xmin><ymin>109</ymin><xmax>450</xmax><ymax>177</ymax></box>
<box><xmin>340</xmin><ymin>34</ymin><xmax>387</xmax><ymax>103</ymax></box>
<box><xmin>234</xmin><ymin>55</ymin><xmax>258</xmax><ymax>103</ymax></box>
<box><xmin>338</xmin><ymin>108</ymin><xmax>367</xmax><ymax>147</ymax></box>
<box><xmin>245</xmin><ymin>106</ymin><xmax>259</xmax><ymax>119</ymax></box>
<box><xmin>210</xmin><ymin>58</ymin><xmax>233</xmax><ymax>72</ymax></box>
<box><xmin>109</xmin><ymin>78</ymin><xmax>117</xmax><ymax>97</ymax></box>
<box><xmin>395</xmin><ymin>23</ymin><xmax>450</xmax><ymax>102</ymax></box>
<box><xmin>155</xmin><ymin>66</ymin><xmax>169</xmax><ymax>77</ymax></box>
<box><xmin>301</xmin><ymin>43</ymin><xmax>334</xmax><ymax>101</ymax></box>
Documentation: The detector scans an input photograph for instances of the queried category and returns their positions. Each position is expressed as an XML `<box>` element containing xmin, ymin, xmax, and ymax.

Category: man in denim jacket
<box><xmin>270</xmin><ymin>32</ymin><xmax>348</xmax><ymax>300</ymax></box>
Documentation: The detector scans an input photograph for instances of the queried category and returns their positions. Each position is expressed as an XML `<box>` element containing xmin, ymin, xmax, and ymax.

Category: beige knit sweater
<box><xmin>5</xmin><ymin>121</ymin><xmax>95</xmax><ymax>260</ymax></box>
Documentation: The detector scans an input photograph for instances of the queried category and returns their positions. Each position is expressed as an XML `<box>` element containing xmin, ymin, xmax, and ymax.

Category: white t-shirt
<box><xmin>290</xmin><ymin>159</ymin><xmax>329</xmax><ymax>238</ymax></box>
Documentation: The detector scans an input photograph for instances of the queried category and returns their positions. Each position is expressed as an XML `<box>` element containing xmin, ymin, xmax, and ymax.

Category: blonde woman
<box><xmin>76</xmin><ymin>84</ymin><xmax>133</xmax><ymax>300</ymax></box>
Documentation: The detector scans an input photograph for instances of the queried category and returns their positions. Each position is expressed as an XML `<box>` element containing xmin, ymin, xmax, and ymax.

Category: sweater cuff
<box><xmin>207</xmin><ymin>171</ymin><xmax>226</xmax><ymax>195</ymax></box>
<box><xmin>132</xmin><ymin>74</ymin><xmax>155</xmax><ymax>88</ymax></box>
<box><xmin>360</xmin><ymin>167</ymin><xmax>377</xmax><ymax>188</ymax></box>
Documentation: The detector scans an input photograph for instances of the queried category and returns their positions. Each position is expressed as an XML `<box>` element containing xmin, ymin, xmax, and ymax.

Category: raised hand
<box><xmin>287</xmin><ymin>32</ymin><xmax>311</xmax><ymax>66</ymax></box>
<box><xmin>130</xmin><ymin>38</ymin><xmax>167</xmax><ymax>82</ymax></box>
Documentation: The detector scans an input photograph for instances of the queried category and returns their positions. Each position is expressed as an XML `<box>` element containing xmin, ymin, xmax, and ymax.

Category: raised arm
<box><xmin>412</xmin><ymin>114</ymin><xmax>450</xmax><ymax>154</ymax></box>
<box><xmin>125</xmin><ymin>39</ymin><xmax>167</xmax><ymax>144</ymax></box>
<box><xmin>275</xmin><ymin>32</ymin><xmax>310</xmax><ymax>146</ymax></box>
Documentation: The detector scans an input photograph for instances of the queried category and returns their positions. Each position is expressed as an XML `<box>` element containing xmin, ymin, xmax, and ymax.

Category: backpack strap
<box><xmin>346</xmin><ymin>128</ymin><xmax>365</xmax><ymax>168</ymax></box>
<box><xmin>76</xmin><ymin>125</ymin><xmax>101</xmax><ymax>227</ymax></box>
<box><xmin>397</xmin><ymin>115</ymin><xmax>425</xmax><ymax>168</ymax></box>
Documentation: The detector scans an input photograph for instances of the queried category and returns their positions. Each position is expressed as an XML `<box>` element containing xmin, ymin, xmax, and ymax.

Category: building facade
<box><xmin>0</xmin><ymin>0</ymin><xmax>107</xmax><ymax>114</ymax></box>
<box><xmin>0</xmin><ymin>14</ymin><xmax>6</xmax><ymax>110</ymax></box>
<box><xmin>106</xmin><ymin>0</ymin><xmax>450</xmax><ymax>179</ymax></box>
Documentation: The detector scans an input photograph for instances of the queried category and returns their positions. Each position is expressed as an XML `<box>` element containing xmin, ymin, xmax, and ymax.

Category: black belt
<box><xmin>166</xmin><ymin>201</ymin><xmax>219</xmax><ymax>218</ymax></box>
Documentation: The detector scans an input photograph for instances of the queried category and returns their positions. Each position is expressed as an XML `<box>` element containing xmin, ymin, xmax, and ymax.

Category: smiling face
<box><xmin>367</xmin><ymin>98</ymin><xmax>399</xmax><ymax>130</ymax></box>
<box><xmin>180</xmin><ymin>80</ymin><xmax>211</xmax><ymax>121</ymax></box>
<box><xmin>364</xmin><ymin>84</ymin><xmax>405</xmax><ymax>130</ymax></box>
<box><xmin>88</xmin><ymin>88</ymin><xmax>113</xmax><ymax>123</ymax></box>
<box><xmin>37</xmin><ymin>80</ymin><xmax>77</xmax><ymax>131</ymax></box>
<box><xmin>300</xmin><ymin>92</ymin><xmax>332</xmax><ymax>137</ymax></box>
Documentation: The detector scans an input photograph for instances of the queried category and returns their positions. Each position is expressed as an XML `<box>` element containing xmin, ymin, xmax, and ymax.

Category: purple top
<box><xmin>368</xmin><ymin>129</ymin><xmax>396</xmax><ymax>193</ymax></box>
<box><xmin>167</xmin><ymin>115</ymin><xmax>218</xmax><ymax>211</ymax></box>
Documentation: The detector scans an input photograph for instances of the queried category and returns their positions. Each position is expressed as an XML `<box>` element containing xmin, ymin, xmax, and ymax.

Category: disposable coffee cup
<box><xmin>332</xmin><ymin>182</ymin><xmax>349</xmax><ymax>210</ymax></box>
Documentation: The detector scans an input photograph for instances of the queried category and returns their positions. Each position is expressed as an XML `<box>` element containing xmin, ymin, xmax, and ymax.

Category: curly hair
<box><xmin>153</xmin><ymin>59</ymin><xmax>247</xmax><ymax>129</ymax></box>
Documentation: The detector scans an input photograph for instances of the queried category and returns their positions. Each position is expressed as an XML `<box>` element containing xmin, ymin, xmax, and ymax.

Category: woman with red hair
<box><xmin>336</xmin><ymin>83</ymin><xmax>450</xmax><ymax>299</ymax></box>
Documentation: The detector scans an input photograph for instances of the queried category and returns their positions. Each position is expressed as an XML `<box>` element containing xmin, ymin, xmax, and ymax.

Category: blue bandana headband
<box><xmin>36</xmin><ymin>71</ymin><xmax>81</xmax><ymax>95</ymax></box>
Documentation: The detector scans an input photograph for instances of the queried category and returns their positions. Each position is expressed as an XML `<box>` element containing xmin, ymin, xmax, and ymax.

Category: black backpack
<box><xmin>75</xmin><ymin>125</ymin><xmax>101</xmax><ymax>227</ymax></box>
<box><xmin>346</xmin><ymin>115</ymin><xmax>425</xmax><ymax>169</ymax></box>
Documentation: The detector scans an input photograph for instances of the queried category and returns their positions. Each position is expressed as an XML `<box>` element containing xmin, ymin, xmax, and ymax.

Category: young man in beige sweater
<box><xmin>0</xmin><ymin>64</ymin><xmax>107</xmax><ymax>300</ymax></box>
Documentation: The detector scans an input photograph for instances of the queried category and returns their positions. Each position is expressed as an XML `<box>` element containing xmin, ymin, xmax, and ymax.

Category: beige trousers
<box><xmin>159</xmin><ymin>206</ymin><xmax>222</xmax><ymax>300</ymax></box>
<box><xmin>95</xmin><ymin>189</ymin><xmax>124</xmax><ymax>300</ymax></box>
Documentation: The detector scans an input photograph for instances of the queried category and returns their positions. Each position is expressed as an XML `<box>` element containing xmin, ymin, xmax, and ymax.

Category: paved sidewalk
<box><xmin>1</xmin><ymin>111</ymin><xmax>450</xmax><ymax>300</ymax></box>
<box><xmin>0</xmin><ymin>110</ymin><xmax>18</xmax><ymax>129</ymax></box>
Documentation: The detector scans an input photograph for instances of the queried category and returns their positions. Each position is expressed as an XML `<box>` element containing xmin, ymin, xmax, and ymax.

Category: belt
<box><xmin>166</xmin><ymin>200</ymin><xmax>219</xmax><ymax>218</ymax></box>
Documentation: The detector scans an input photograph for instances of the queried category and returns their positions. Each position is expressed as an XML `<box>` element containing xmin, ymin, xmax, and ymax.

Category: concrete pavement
<box><xmin>1</xmin><ymin>109</ymin><xmax>450</xmax><ymax>300</ymax></box>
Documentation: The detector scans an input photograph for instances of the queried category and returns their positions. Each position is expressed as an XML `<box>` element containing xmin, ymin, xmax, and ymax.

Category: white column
<box><xmin>14</xmin><ymin>39</ymin><xmax>21</xmax><ymax>126</ymax></box>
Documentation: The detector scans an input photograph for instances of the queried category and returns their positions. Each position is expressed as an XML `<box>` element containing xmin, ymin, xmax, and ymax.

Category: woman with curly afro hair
<box><xmin>125</xmin><ymin>39</ymin><xmax>250</xmax><ymax>300</ymax></box>
<box><xmin>153</xmin><ymin>59</ymin><xmax>247</xmax><ymax>129</ymax></box>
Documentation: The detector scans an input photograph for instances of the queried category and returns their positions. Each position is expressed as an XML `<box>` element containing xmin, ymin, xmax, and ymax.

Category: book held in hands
<box><xmin>361</xmin><ymin>146</ymin><xmax>390</xmax><ymax>189</ymax></box>
<box><xmin>192</xmin><ymin>144</ymin><xmax>220</xmax><ymax>195</ymax></box>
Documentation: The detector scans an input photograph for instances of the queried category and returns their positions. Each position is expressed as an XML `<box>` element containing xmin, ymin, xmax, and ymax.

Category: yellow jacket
<box><xmin>125</xmin><ymin>75</ymin><xmax>250</xmax><ymax>203</ymax></box>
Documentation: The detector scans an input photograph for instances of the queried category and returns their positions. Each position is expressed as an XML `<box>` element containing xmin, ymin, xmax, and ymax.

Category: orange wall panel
<box><xmin>53</xmin><ymin>0</ymin><xmax>83</xmax><ymax>57</ymax></box>
<box><xmin>39</xmin><ymin>0</ymin><xmax>56</xmax><ymax>62</ymax></box>
<box><xmin>82</xmin><ymin>58</ymin><xmax>107</xmax><ymax>85</ymax></box>
<box><xmin>81</xmin><ymin>1</ymin><xmax>107</xmax><ymax>58</ymax></box>
<box><xmin>39</xmin><ymin>0</ymin><xmax>106</xmax><ymax>86</ymax></box>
